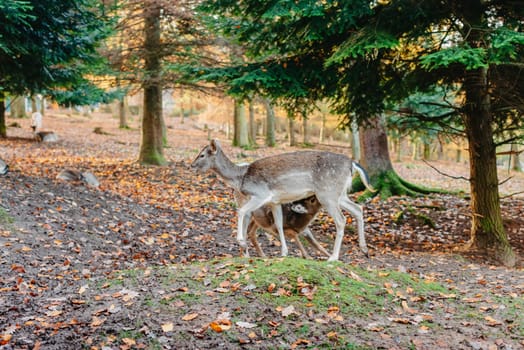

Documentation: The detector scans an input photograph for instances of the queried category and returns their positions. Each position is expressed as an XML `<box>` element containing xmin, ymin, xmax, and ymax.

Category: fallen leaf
<box><xmin>280</xmin><ymin>305</ymin><xmax>296</xmax><ymax>317</ymax></box>
<box><xmin>182</xmin><ymin>313</ymin><xmax>199</xmax><ymax>321</ymax></box>
<box><xmin>389</xmin><ymin>317</ymin><xmax>410</xmax><ymax>324</ymax></box>
<box><xmin>91</xmin><ymin>316</ymin><xmax>106</xmax><ymax>327</ymax></box>
<box><xmin>78</xmin><ymin>285</ymin><xmax>88</xmax><ymax>294</ymax></box>
<box><xmin>122</xmin><ymin>338</ymin><xmax>136</xmax><ymax>346</ymax></box>
<box><xmin>0</xmin><ymin>334</ymin><xmax>12</xmax><ymax>346</ymax></box>
<box><xmin>209</xmin><ymin>321</ymin><xmax>224</xmax><ymax>333</ymax></box>
<box><xmin>291</xmin><ymin>338</ymin><xmax>310</xmax><ymax>349</ymax></box>
<box><xmin>161</xmin><ymin>323</ymin><xmax>174</xmax><ymax>332</ymax></box>
<box><xmin>485</xmin><ymin>316</ymin><xmax>502</xmax><ymax>326</ymax></box>
<box><xmin>236</xmin><ymin>321</ymin><xmax>257</xmax><ymax>329</ymax></box>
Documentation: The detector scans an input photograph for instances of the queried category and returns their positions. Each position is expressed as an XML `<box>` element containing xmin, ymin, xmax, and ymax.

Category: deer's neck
<box><xmin>213</xmin><ymin>152</ymin><xmax>246</xmax><ymax>191</ymax></box>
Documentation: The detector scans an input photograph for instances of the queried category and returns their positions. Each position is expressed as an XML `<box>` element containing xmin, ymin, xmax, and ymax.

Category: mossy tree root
<box><xmin>352</xmin><ymin>170</ymin><xmax>448</xmax><ymax>201</ymax></box>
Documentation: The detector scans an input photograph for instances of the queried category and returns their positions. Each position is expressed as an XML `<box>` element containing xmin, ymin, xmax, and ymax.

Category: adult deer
<box><xmin>191</xmin><ymin>139</ymin><xmax>374</xmax><ymax>261</ymax></box>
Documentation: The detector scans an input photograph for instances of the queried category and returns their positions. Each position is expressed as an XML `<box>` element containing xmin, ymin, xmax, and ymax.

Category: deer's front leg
<box><xmin>237</xmin><ymin>196</ymin><xmax>268</xmax><ymax>253</ymax></box>
<box><xmin>270</xmin><ymin>204</ymin><xmax>288</xmax><ymax>257</ymax></box>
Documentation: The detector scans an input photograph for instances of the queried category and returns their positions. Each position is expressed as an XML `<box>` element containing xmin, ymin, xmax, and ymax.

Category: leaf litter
<box><xmin>0</xmin><ymin>112</ymin><xmax>523</xmax><ymax>349</ymax></box>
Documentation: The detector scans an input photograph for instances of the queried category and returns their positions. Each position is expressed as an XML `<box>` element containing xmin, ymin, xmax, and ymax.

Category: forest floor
<box><xmin>0</xmin><ymin>111</ymin><xmax>523</xmax><ymax>350</ymax></box>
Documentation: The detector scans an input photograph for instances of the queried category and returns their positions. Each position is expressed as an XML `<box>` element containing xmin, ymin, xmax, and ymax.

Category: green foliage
<box><xmin>420</xmin><ymin>46</ymin><xmax>488</xmax><ymax>70</ymax></box>
<box><xmin>0</xmin><ymin>0</ymin><xmax>114</xmax><ymax>103</ymax></box>
<box><xmin>196</xmin><ymin>0</ymin><xmax>524</xmax><ymax>131</ymax></box>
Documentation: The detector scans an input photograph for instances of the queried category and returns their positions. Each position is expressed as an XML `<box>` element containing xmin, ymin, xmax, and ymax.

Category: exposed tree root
<box><xmin>352</xmin><ymin>169</ymin><xmax>449</xmax><ymax>201</ymax></box>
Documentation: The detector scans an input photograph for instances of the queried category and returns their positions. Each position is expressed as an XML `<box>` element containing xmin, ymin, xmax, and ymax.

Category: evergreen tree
<box><xmin>197</xmin><ymin>0</ymin><xmax>523</xmax><ymax>266</ymax></box>
<box><xmin>0</xmin><ymin>0</ymin><xmax>113</xmax><ymax>137</ymax></box>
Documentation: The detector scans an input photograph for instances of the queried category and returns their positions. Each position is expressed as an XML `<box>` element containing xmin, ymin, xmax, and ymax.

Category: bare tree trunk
<box><xmin>138</xmin><ymin>6</ymin><xmax>166</xmax><ymax>165</ymax></box>
<box><xmin>510</xmin><ymin>144</ymin><xmax>522</xmax><ymax>172</ymax></box>
<box><xmin>233</xmin><ymin>100</ymin><xmax>249</xmax><ymax>147</ymax></box>
<box><xmin>31</xmin><ymin>96</ymin><xmax>38</xmax><ymax>113</ymax></box>
<box><xmin>359</xmin><ymin>116</ymin><xmax>394</xmax><ymax>178</ymax></box>
<box><xmin>263</xmin><ymin>99</ymin><xmax>276</xmax><ymax>147</ymax></box>
<box><xmin>248</xmin><ymin>100</ymin><xmax>257</xmax><ymax>145</ymax></box>
<box><xmin>41</xmin><ymin>97</ymin><xmax>46</xmax><ymax>116</ymax></box>
<box><xmin>423</xmin><ymin>142</ymin><xmax>431</xmax><ymax>161</ymax></box>
<box><xmin>463</xmin><ymin>66</ymin><xmax>515</xmax><ymax>266</ymax></box>
<box><xmin>302</xmin><ymin>113</ymin><xmax>309</xmax><ymax>145</ymax></box>
<box><xmin>319</xmin><ymin>111</ymin><xmax>326</xmax><ymax>143</ymax></box>
<box><xmin>0</xmin><ymin>93</ymin><xmax>6</xmax><ymax>138</ymax></box>
<box><xmin>288</xmin><ymin>117</ymin><xmax>296</xmax><ymax>147</ymax></box>
<box><xmin>119</xmin><ymin>95</ymin><xmax>129</xmax><ymax>129</ymax></box>
<box><xmin>11</xmin><ymin>96</ymin><xmax>26</xmax><ymax>118</ymax></box>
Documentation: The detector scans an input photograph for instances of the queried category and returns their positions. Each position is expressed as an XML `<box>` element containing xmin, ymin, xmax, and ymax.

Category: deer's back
<box><xmin>242</xmin><ymin>151</ymin><xmax>353</xmax><ymax>199</ymax></box>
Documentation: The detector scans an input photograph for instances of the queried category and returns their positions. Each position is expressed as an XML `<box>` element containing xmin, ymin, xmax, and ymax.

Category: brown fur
<box><xmin>235</xmin><ymin>193</ymin><xmax>329</xmax><ymax>258</ymax></box>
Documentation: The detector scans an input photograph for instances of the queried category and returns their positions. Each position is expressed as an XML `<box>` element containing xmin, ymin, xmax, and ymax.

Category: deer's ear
<box><xmin>210</xmin><ymin>139</ymin><xmax>220</xmax><ymax>153</ymax></box>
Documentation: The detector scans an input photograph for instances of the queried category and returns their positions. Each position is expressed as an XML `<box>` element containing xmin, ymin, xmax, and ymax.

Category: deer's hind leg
<box><xmin>340</xmin><ymin>196</ymin><xmax>368</xmax><ymax>256</ymax></box>
<box><xmin>317</xmin><ymin>197</ymin><xmax>346</xmax><ymax>262</ymax></box>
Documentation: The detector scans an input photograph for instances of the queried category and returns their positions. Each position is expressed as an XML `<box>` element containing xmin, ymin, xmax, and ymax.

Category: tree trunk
<box><xmin>11</xmin><ymin>96</ymin><xmax>26</xmax><ymax>118</ymax></box>
<box><xmin>319</xmin><ymin>112</ymin><xmax>326</xmax><ymax>143</ymax></box>
<box><xmin>359</xmin><ymin>116</ymin><xmax>394</xmax><ymax>178</ymax></box>
<box><xmin>510</xmin><ymin>144</ymin><xmax>522</xmax><ymax>172</ymax></box>
<box><xmin>233</xmin><ymin>100</ymin><xmax>249</xmax><ymax>147</ymax></box>
<box><xmin>138</xmin><ymin>6</ymin><xmax>166</xmax><ymax>165</ymax></box>
<box><xmin>302</xmin><ymin>113</ymin><xmax>309</xmax><ymax>145</ymax></box>
<box><xmin>31</xmin><ymin>96</ymin><xmax>38</xmax><ymax>112</ymax></box>
<box><xmin>263</xmin><ymin>99</ymin><xmax>276</xmax><ymax>147</ymax></box>
<box><xmin>119</xmin><ymin>95</ymin><xmax>129</xmax><ymax>129</ymax></box>
<box><xmin>288</xmin><ymin>116</ymin><xmax>296</xmax><ymax>146</ymax></box>
<box><xmin>355</xmin><ymin>115</ymin><xmax>436</xmax><ymax>199</ymax></box>
<box><xmin>423</xmin><ymin>142</ymin><xmax>431</xmax><ymax>161</ymax></box>
<box><xmin>0</xmin><ymin>93</ymin><xmax>6</xmax><ymax>138</ymax></box>
<box><xmin>248</xmin><ymin>100</ymin><xmax>257</xmax><ymax>145</ymax></box>
<box><xmin>463</xmin><ymin>66</ymin><xmax>515</xmax><ymax>266</ymax></box>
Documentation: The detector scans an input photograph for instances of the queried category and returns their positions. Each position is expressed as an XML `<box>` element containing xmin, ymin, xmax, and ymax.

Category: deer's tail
<box><xmin>352</xmin><ymin>162</ymin><xmax>376</xmax><ymax>192</ymax></box>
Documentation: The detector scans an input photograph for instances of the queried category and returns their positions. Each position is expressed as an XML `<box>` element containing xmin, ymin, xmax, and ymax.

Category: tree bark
<box><xmin>355</xmin><ymin>115</ymin><xmax>436</xmax><ymax>199</ymax></box>
<box><xmin>233</xmin><ymin>99</ymin><xmax>249</xmax><ymax>147</ymax></box>
<box><xmin>138</xmin><ymin>6</ymin><xmax>166</xmax><ymax>165</ymax></box>
<box><xmin>302</xmin><ymin>113</ymin><xmax>309</xmax><ymax>145</ymax></box>
<box><xmin>263</xmin><ymin>99</ymin><xmax>276</xmax><ymax>147</ymax></box>
<box><xmin>510</xmin><ymin>144</ymin><xmax>522</xmax><ymax>172</ymax></box>
<box><xmin>460</xmin><ymin>2</ymin><xmax>515</xmax><ymax>266</ymax></box>
<box><xmin>0</xmin><ymin>93</ymin><xmax>6</xmax><ymax>138</ymax></box>
<box><xmin>11</xmin><ymin>96</ymin><xmax>26</xmax><ymax>118</ymax></box>
<box><xmin>319</xmin><ymin>111</ymin><xmax>326</xmax><ymax>143</ymax></box>
<box><xmin>288</xmin><ymin>116</ymin><xmax>296</xmax><ymax>146</ymax></box>
<box><xmin>463</xmin><ymin>66</ymin><xmax>515</xmax><ymax>266</ymax></box>
<box><xmin>359</xmin><ymin>116</ymin><xmax>394</xmax><ymax>178</ymax></box>
<box><xmin>248</xmin><ymin>100</ymin><xmax>257</xmax><ymax>145</ymax></box>
<box><xmin>119</xmin><ymin>95</ymin><xmax>129</xmax><ymax>129</ymax></box>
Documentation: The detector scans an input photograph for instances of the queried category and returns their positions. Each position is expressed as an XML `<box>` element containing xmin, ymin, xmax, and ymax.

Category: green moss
<box><xmin>353</xmin><ymin>170</ymin><xmax>449</xmax><ymax>201</ymax></box>
<box><xmin>138</xmin><ymin>150</ymin><xmax>167</xmax><ymax>165</ymax></box>
<box><xmin>0</xmin><ymin>207</ymin><xmax>14</xmax><ymax>232</ymax></box>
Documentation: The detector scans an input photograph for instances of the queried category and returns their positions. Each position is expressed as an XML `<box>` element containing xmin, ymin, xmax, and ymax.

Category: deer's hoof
<box><xmin>327</xmin><ymin>255</ymin><xmax>339</xmax><ymax>262</ymax></box>
<box><xmin>281</xmin><ymin>248</ymin><xmax>288</xmax><ymax>257</ymax></box>
<box><xmin>360</xmin><ymin>246</ymin><xmax>369</xmax><ymax>257</ymax></box>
